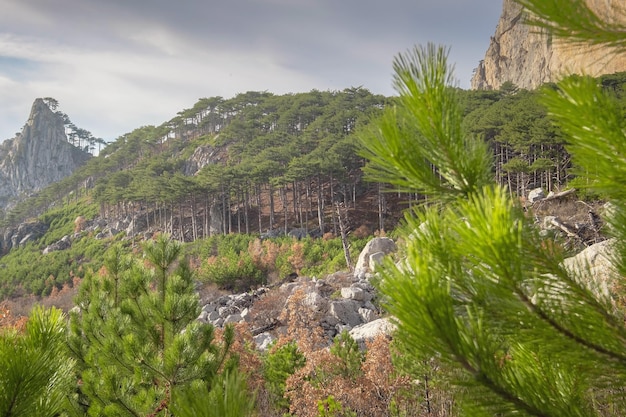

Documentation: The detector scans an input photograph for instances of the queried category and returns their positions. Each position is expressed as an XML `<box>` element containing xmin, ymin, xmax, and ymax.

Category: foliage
<box><xmin>359</xmin><ymin>9</ymin><xmax>626</xmax><ymax>416</ymax></box>
<box><xmin>263</xmin><ymin>341</ymin><xmax>306</xmax><ymax>411</ymax></box>
<box><xmin>191</xmin><ymin>234</ymin><xmax>368</xmax><ymax>291</ymax></box>
<box><xmin>317</xmin><ymin>395</ymin><xmax>357</xmax><ymax>417</ymax></box>
<box><xmin>169</xmin><ymin>370</ymin><xmax>255</xmax><ymax>417</ymax></box>
<box><xmin>0</xmin><ymin>306</ymin><xmax>74</xmax><ymax>417</ymax></box>
<box><xmin>67</xmin><ymin>235</ymin><xmax>239</xmax><ymax>416</ymax></box>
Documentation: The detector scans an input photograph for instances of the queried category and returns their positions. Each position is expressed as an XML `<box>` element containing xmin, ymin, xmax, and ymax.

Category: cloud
<box><xmin>0</xmin><ymin>0</ymin><xmax>503</xmax><ymax>143</ymax></box>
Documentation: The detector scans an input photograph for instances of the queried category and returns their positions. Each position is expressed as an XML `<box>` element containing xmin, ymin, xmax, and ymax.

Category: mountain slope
<box><xmin>0</xmin><ymin>99</ymin><xmax>91</xmax><ymax>209</ymax></box>
<box><xmin>471</xmin><ymin>0</ymin><xmax>626</xmax><ymax>90</ymax></box>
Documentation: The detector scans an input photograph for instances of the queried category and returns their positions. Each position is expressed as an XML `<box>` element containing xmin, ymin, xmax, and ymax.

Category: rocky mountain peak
<box><xmin>0</xmin><ymin>98</ymin><xmax>91</xmax><ymax>209</ymax></box>
<box><xmin>471</xmin><ymin>0</ymin><xmax>626</xmax><ymax>90</ymax></box>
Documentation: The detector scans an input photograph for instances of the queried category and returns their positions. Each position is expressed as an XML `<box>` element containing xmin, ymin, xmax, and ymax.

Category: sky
<box><xmin>0</xmin><ymin>0</ymin><xmax>503</xmax><ymax>144</ymax></box>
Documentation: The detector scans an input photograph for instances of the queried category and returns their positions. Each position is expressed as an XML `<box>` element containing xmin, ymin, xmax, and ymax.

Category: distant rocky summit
<box><xmin>471</xmin><ymin>0</ymin><xmax>626</xmax><ymax>90</ymax></box>
<box><xmin>0</xmin><ymin>98</ymin><xmax>90</xmax><ymax>209</ymax></box>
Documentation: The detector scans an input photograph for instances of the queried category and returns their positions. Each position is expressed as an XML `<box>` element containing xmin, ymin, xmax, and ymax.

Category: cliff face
<box><xmin>0</xmin><ymin>99</ymin><xmax>91</xmax><ymax>208</ymax></box>
<box><xmin>471</xmin><ymin>0</ymin><xmax>626</xmax><ymax>90</ymax></box>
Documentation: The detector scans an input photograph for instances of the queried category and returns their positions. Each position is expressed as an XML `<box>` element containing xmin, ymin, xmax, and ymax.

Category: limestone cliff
<box><xmin>0</xmin><ymin>99</ymin><xmax>91</xmax><ymax>208</ymax></box>
<box><xmin>471</xmin><ymin>0</ymin><xmax>626</xmax><ymax>90</ymax></box>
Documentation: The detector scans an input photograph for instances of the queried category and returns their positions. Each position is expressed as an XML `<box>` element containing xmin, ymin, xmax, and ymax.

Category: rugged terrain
<box><xmin>471</xmin><ymin>0</ymin><xmax>626</xmax><ymax>90</ymax></box>
<box><xmin>0</xmin><ymin>99</ymin><xmax>90</xmax><ymax>210</ymax></box>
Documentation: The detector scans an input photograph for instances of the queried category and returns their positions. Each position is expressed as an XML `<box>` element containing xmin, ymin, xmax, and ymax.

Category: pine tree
<box><xmin>67</xmin><ymin>235</ymin><xmax>238</xmax><ymax>416</ymax></box>
<box><xmin>358</xmin><ymin>1</ymin><xmax>626</xmax><ymax>415</ymax></box>
<box><xmin>0</xmin><ymin>306</ymin><xmax>74</xmax><ymax>417</ymax></box>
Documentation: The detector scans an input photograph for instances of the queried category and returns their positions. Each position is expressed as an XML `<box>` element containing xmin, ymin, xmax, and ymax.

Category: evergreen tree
<box><xmin>359</xmin><ymin>2</ymin><xmax>626</xmax><ymax>414</ymax></box>
<box><xmin>67</xmin><ymin>235</ymin><xmax>238</xmax><ymax>416</ymax></box>
<box><xmin>0</xmin><ymin>306</ymin><xmax>74</xmax><ymax>417</ymax></box>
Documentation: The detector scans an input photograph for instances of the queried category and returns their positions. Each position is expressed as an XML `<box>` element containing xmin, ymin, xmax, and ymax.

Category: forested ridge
<box><xmin>4</xmin><ymin>73</ymin><xmax>626</xmax><ymax>234</ymax></box>
<box><xmin>1</xmin><ymin>74</ymin><xmax>625</xmax><ymax>300</ymax></box>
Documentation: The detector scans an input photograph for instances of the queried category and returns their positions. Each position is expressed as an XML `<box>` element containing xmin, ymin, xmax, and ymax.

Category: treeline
<box><xmin>3</xmin><ymin>74</ymin><xmax>626</xmax><ymax>235</ymax></box>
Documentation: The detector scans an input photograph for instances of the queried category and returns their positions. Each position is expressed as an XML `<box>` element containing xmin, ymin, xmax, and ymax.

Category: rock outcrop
<box><xmin>0</xmin><ymin>99</ymin><xmax>91</xmax><ymax>209</ymax></box>
<box><xmin>471</xmin><ymin>0</ymin><xmax>626</xmax><ymax>90</ymax></box>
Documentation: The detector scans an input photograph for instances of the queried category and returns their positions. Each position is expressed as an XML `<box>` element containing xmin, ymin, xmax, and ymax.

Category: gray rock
<box><xmin>202</xmin><ymin>303</ymin><xmax>217</xmax><ymax>313</ymax></box>
<box><xmin>208</xmin><ymin>310</ymin><xmax>220</xmax><ymax>322</ymax></box>
<box><xmin>224</xmin><ymin>313</ymin><xmax>243</xmax><ymax>324</ymax></box>
<box><xmin>349</xmin><ymin>318</ymin><xmax>396</xmax><ymax>349</ymax></box>
<box><xmin>335</xmin><ymin>324</ymin><xmax>352</xmax><ymax>334</ymax></box>
<box><xmin>0</xmin><ymin>98</ymin><xmax>91</xmax><ymax>211</ymax></box>
<box><xmin>368</xmin><ymin>251</ymin><xmax>386</xmax><ymax>272</ymax></box>
<box><xmin>197</xmin><ymin>311</ymin><xmax>209</xmax><ymax>323</ymax></box>
<box><xmin>254</xmin><ymin>332</ymin><xmax>275</xmax><ymax>351</ymax></box>
<box><xmin>358</xmin><ymin>307</ymin><xmax>378</xmax><ymax>323</ymax></box>
<box><xmin>329</xmin><ymin>299</ymin><xmax>362</xmax><ymax>328</ymax></box>
<box><xmin>528</xmin><ymin>188</ymin><xmax>545</xmax><ymax>203</ymax></box>
<box><xmin>354</xmin><ymin>237</ymin><xmax>397</xmax><ymax>279</ymax></box>
<box><xmin>303</xmin><ymin>291</ymin><xmax>328</xmax><ymax>311</ymax></box>
<box><xmin>341</xmin><ymin>286</ymin><xmax>372</xmax><ymax>302</ymax></box>
<box><xmin>563</xmin><ymin>238</ymin><xmax>617</xmax><ymax>301</ymax></box>
<box><xmin>471</xmin><ymin>0</ymin><xmax>626</xmax><ymax>90</ymax></box>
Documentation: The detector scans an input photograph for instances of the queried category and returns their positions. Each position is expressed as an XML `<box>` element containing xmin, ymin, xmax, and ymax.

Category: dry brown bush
<box><xmin>353</xmin><ymin>224</ymin><xmax>373</xmax><ymax>239</ymax></box>
<box><xmin>247</xmin><ymin>288</ymin><xmax>289</xmax><ymax>330</ymax></box>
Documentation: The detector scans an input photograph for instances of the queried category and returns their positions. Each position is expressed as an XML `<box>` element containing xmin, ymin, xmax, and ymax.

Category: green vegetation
<box><xmin>359</xmin><ymin>1</ymin><xmax>626</xmax><ymax>414</ymax></box>
<box><xmin>67</xmin><ymin>236</ymin><xmax>242</xmax><ymax>416</ymax></box>
<box><xmin>189</xmin><ymin>234</ymin><xmax>368</xmax><ymax>291</ymax></box>
<box><xmin>3</xmin><ymin>71</ymin><xmax>626</xmax><ymax>300</ymax></box>
<box><xmin>263</xmin><ymin>341</ymin><xmax>306</xmax><ymax>411</ymax></box>
<box><xmin>0</xmin><ymin>306</ymin><xmax>74</xmax><ymax>417</ymax></box>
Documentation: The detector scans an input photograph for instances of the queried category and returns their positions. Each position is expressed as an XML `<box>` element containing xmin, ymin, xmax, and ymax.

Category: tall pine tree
<box><xmin>359</xmin><ymin>1</ymin><xmax>626</xmax><ymax>415</ymax></box>
<box><xmin>67</xmin><ymin>235</ymin><xmax>238</xmax><ymax>416</ymax></box>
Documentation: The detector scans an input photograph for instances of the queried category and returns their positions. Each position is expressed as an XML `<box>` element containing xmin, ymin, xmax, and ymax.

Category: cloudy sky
<box><xmin>0</xmin><ymin>0</ymin><xmax>502</xmax><ymax>143</ymax></box>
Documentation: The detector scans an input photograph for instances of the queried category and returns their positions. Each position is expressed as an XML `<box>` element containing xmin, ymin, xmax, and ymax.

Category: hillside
<box><xmin>0</xmin><ymin>74</ymin><xmax>625</xmax><ymax>303</ymax></box>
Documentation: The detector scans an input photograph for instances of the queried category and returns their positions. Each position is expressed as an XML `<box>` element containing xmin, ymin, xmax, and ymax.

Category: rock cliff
<box><xmin>0</xmin><ymin>99</ymin><xmax>90</xmax><ymax>208</ymax></box>
<box><xmin>471</xmin><ymin>0</ymin><xmax>626</xmax><ymax>90</ymax></box>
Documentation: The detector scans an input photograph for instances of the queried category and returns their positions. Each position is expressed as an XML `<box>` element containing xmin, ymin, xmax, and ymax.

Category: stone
<box><xmin>368</xmin><ymin>251</ymin><xmax>386</xmax><ymax>272</ymax></box>
<box><xmin>202</xmin><ymin>303</ymin><xmax>217</xmax><ymax>313</ymax></box>
<box><xmin>358</xmin><ymin>307</ymin><xmax>378</xmax><ymax>323</ymax></box>
<box><xmin>253</xmin><ymin>332</ymin><xmax>275</xmax><ymax>351</ymax></box>
<box><xmin>349</xmin><ymin>318</ymin><xmax>397</xmax><ymax>349</ymax></box>
<box><xmin>303</xmin><ymin>291</ymin><xmax>328</xmax><ymax>311</ymax></box>
<box><xmin>528</xmin><ymin>188</ymin><xmax>545</xmax><ymax>203</ymax></box>
<box><xmin>563</xmin><ymin>238</ymin><xmax>617</xmax><ymax>300</ymax></box>
<box><xmin>471</xmin><ymin>0</ymin><xmax>626</xmax><ymax>90</ymax></box>
<box><xmin>329</xmin><ymin>299</ymin><xmax>362</xmax><ymax>328</ymax></box>
<box><xmin>224</xmin><ymin>313</ymin><xmax>243</xmax><ymax>325</ymax></box>
<box><xmin>0</xmin><ymin>98</ymin><xmax>91</xmax><ymax>210</ymax></box>
<box><xmin>340</xmin><ymin>286</ymin><xmax>372</xmax><ymax>302</ymax></box>
<box><xmin>354</xmin><ymin>237</ymin><xmax>397</xmax><ymax>280</ymax></box>
<box><xmin>197</xmin><ymin>311</ymin><xmax>209</xmax><ymax>323</ymax></box>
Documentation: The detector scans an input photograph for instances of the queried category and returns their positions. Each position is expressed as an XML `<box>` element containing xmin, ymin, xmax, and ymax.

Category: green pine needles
<box><xmin>359</xmin><ymin>1</ymin><xmax>626</xmax><ymax>415</ymax></box>
<box><xmin>0</xmin><ymin>306</ymin><xmax>74</xmax><ymax>417</ymax></box>
<box><xmin>67</xmin><ymin>235</ymin><xmax>241</xmax><ymax>416</ymax></box>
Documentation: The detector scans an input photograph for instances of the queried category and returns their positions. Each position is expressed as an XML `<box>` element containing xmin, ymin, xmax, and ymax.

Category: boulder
<box><xmin>224</xmin><ymin>313</ymin><xmax>243</xmax><ymax>325</ymax></box>
<box><xmin>354</xmin><ymin>237</ymin><xmax>397</xmax><ymax>280</ymax></box>
<box><xmin>563</xmin><ymin>238</ymin><xmax>617</xmax><ymax>300</ymax></box>
<box><xmin>303</xmin><ymin>291</ymin><xmax>328</xmax><ymax>311</ymax></box>
<box><xmin>349</xmin><ymin>318</ymin><xmax>396</xmax><ymax>349</ymax></box>
<box><xmin>254</xmin><ymin>332</ymin><xmax>275</xmax><ymax>351</ymax></box>
<box><xmin>42</xmin><ymin>235</ymin><xmax>72</xmax><ymax>254</ymax></box>
<box><xmin>328</xmin><ymin>299</ymin><xmax>362</xmax><ymax>328</ymax></box>
<box><xmin>340</xmin><ymin>286</ymin><xmax>372</xmax><ymax>302</ymax></box>
<box><xmin>358</xmin><ymin>307</ymin><xmax>378</xmax><ymax>323</ymax></box>
<box><xmin>528</xmin><ymin>188</ymin><xmax>545</xmax><ymax>203</ymax></box>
